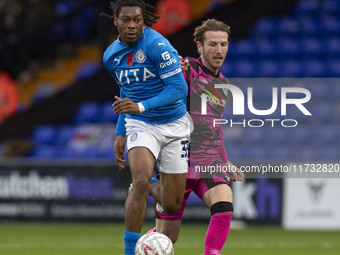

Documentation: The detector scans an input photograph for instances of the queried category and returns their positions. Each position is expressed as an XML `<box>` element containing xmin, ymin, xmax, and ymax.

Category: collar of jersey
<box><xmin>198</xmin><ymin>57</ymin><xmax>221</xmax><ymax>78</ymax></box>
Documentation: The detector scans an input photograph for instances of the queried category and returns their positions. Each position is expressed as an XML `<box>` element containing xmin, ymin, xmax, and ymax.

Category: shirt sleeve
<box><xmin>140</xmin><ymin>38</ymin><xmax>188</xmax><ymax>112</ymax></box>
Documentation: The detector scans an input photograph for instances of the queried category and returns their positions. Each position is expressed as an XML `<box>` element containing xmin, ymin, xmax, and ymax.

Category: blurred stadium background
<box><xmin>0</xmin><ymin>0</ymin><xmax>339</xmax><ymax>254</ymax></box>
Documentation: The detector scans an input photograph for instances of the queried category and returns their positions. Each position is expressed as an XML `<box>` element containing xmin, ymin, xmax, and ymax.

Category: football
<box><xmin>135</xmin><ymin>232</ymin><xmax>174</xmax><ymax>255</ymax></box>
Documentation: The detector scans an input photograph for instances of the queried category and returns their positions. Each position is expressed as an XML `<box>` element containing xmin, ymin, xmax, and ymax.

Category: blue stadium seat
<box><xmin>101</xmin><ymin>102</ymin><xmax>119</xmax><ymax>123</ymax></box>
<box><xmin>277</xmin><ymin>18</ymin><xmax>300</xmax><ymax>36</ymax></box>
<box><xmin>268</xmin><ymin>147</ymin><xmax>292</xmax><ymax>161</ymax></box>
<box><xmin>277</xmin><ymin>38</ymin><xmax>301</xmax><ymax>57</ymax></box>
<box><xmin>242</xmin><ymin>127</ymin><xmax>264</xmax><ymax>144</ymax></box>
<box><xmin>308</xmin><ymin>103</ymin><xmax>335</xmax><ymax>124</ymax></box>
<box><xmin>255</xmin><ymin>39</ymin><xmax>278</xmax><ymax>58</ymax></box>
<box><xmin>226</xmin><ymin>145</ymin><xmax>245</xmax><ymax>161</ymax></box>
<box><xmin>74</xmin><ymin>62</ymin><xmax>101</xmax><ymax>82</ymax></box>
<box><xmin>293</xmin><ymin>0</ymin><xmax>321</xmax><ymax>15</ymax></box>
<box><xmin>303</xmin><ymin>59</ymin><xmax>327</xmax><ymax>77</ymax></box>
<box><xmin>56</xmin><ymin>125</ymin><xmax>75</xmax><ymax>144</ymax></box>
<box><xmin>74</xmin><ymin>102</ymin><xmax>101</xmax><ymax>124</ymax></box>
<box><xmin>306</xmin><ymin>80</ymin><xmax>330</xmax><ymax>101</ymax></box>
<box><xmin>251</xmin><ymin>18</ymin><xmax>278</xmax><ymax>37</ymax></box>
<box><xmin>55</xmin><ymin>0</ymin><xmax>73</xmax><ymax>16</ymax></box>
<box><xmin>322</xmin><ymin>16</ymin><xmax>340</xmax><ymax>36</ymax></box>
<box><xmin>313</xmin><ymin>146</ymin><xmax>340</xmax><ymax>161</ymax></box>
<box><xmin>261</xmin><ymin>127</ymin><xmax>288</xmax><ymax>145</ymax></box>
<box><xmin>299</xmin><ymin>17</ymin><xmax>322</xmax><ymax>36</ymax></box>
<box><xmin>220</xmin><ymin>62</ymin><xmax>234</xmax><ymax>77</ymax></box>
<box><xmin>244</xmin><ymin>146</ymin><xmax>268</xmax><ymax>161</ymax></box>
<box><xmin>322</xmin><ymin>0</ymin><xmax>340</xmax><ymax>13</ymax></box>
<box><xmin>311</xmin><ymin>126</ymin><xmax>340</xmax><ymax>145</ymax></box>
<box><xmin>280</xmin><ymin>60</ymin><xmax>303</xmax><ymax>77</ymax></box>
<box><xmin>56</xmin><ymin>147</ymin><xmax>76</xmax><ymax>158</ymax></box>
<box><xmin>31</xmin><ymin>125</ymin><xmax>57</xmax><ymax>145</ymax></box>
<box><xmin>32</xmin><ymin>83</ymin><xmax>56</xmax><ymax>103</ymax></box>
<box><xmin>301</xmin><ymin>38</ymin><xmax>324</xmax><ymax>57</ymax></box>
<box><xmin>233</xmin><ymin>60</ymin><xmax>257</xmax><ymax>77</ymax></box>
<box><xmin>326</xmin><ymin>37</ymin><xmax>340</xmax><ymax>56</ymax></box>
<box><xmin>232</xmin><ymin>39</ymin><xmax>256</xmax><ymax>58</ymax></box>
<box><xmin>327</xmin><ymin>60</ymin><xmax>340</xmax><ymax>77</ymax></box>
<box><xmin>257</xmin><ymin>60</ymin><xmax>280</xmax><ymax>77</ymax></box>
<box><xmin>30</xmin><ymin>145</ymin><xmax>57</xmax><ymax>158</ymax></box>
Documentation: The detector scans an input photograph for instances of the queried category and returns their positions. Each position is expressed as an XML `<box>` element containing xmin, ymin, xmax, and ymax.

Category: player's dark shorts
<box><xmin>155</xmin><ymin>175</ymin><xmax>231</xmax><ymax>221</ymax></box>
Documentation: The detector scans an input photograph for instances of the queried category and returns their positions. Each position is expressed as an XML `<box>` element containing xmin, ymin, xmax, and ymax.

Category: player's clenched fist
<box><xmin>113</xmin><ymin>96</ymin><xmax>140</xmax><ymax>114</ymax></box>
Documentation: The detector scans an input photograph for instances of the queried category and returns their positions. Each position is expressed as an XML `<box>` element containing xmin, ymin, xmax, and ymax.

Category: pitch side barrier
<box><xmin>0</xmin><ymin>159</ymin><xmax>338</xmax><ymax>225</ymax></box>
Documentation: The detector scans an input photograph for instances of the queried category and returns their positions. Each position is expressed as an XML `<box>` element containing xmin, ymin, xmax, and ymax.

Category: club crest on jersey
<box><xmin>126</xmin><ymin>53</ymin><xmax>134</xmax><ymax>66</ymax></box>
<box><xmin>130</xmin><ymin>133</ymin><xmax>138</xmax><ymax>142</ymax></box>
<box><xmin>136</xmin><ymin>50</ymin><xmax>146</xmax><ymax>63</ymax></box>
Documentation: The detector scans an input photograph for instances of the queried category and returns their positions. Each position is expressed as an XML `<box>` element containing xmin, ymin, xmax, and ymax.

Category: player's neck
<box><xmin>200</xmin><ymin>57</ymin><xmax>219</xmax><ymax>76</ymax></box>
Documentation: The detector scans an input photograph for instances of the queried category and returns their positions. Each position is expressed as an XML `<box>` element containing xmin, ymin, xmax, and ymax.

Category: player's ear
<box><xmin>114</xmin><ymin>16</ymin><xmax>118</xmax><ymax>26</ymax></box>
<box><xmin>197</xmin><ymin>41</ymin><xmax>203</xmax><ymax>55</ymax></box>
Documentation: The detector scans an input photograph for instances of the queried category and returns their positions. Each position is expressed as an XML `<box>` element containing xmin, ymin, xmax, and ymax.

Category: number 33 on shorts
<box><xmin>181</xmin><ymin>140</ymin><xmax>189</xmax><ymax>160</ymax></box>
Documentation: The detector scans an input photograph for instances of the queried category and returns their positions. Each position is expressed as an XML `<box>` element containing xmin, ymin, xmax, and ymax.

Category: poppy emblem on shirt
<box><xmin>126</xmin><ymin>53</ymin><xmax>133</xmax><ymax>66</ymax></box>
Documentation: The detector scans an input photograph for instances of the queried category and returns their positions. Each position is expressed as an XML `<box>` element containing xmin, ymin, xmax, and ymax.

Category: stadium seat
<box><xmin>280</xmin><ymin>60</ymin><xmax>303</xmax><ymax>77</ymax></box>
<box><xmin>306</xmin><ymin>80</ymin><xmax>329</xmax><ymax>101</ymax></box>
<box><xmin>313</xmin><ymin>146</ymin><xmax>340</xmax><ymax>161</ymax></box>
<box><xmin>233</xmin><ymin>60</ymin><xmax>257</xmax><ymax>77</ymax></box>
<box><xmin>255</xmin><ymin>39</ymin><xmax>278</xmax><ymax>58</ymax></box>
<box><xmin>293</xmin><ymin>0</ymin><xmax>321</xmax><ymax>15</ymax></box>
<box><xmin>268</xmin><ymin>147</ymin><xmax>292</xmax><ymax>161</ymax></box>
<box><xmin>299</xmin><ymin>17</ymin><xmax>322</xmax><ymax>36</ymax></box>
<box><xmin>277</xmin><ymin>18</ymin><xmax>300</xmax><ymax>36</ymax></box>
<box><xmin>327</xmin><ymin>60</ymin><xmax>340</xmax><ymax>77</ymax></box>
<box><xmin>32</xmin><ymin>83</ymin><xmax>57</xmax><ymax>103</ymax></box>
<box><xmin>277</xmin><ymin>38</ymin><xmax>301</xmax><ymax>57</ymax></box>
<box><xmin>322</xmin><ymin>16</ymin><xmax>340</xmax><ymax>36</ymax></box>
<box><xmin>31</xmin><ymin>125</ymin><xmax>57</xmax><ymax>145</ymax></box>
<box><xmin>303</xmin><ymin>59</ymin><xmax>327</xmax><ymax>77</ymax></box>
<box><xmin>30</xmin><ymin>145</ymin><xmax>57</xmax><ymax>158</ymax></box>
<box><xmin>101</xmin><ymin>102</ymin><xmax>119</xmax><ymax>123</ymax></box>
<box><xmin>232</xmin><ymin>39</ymin><xmax>256</xmax><ymax>58</ymax></box>
<box><xmin>74</xmin><ymin>62</ymin><xmax>101</xmax><ymax>82</ymax></box>
<box><xmin>326</xmin><ymin>37</ymin><xmax>340</xmax><ymax>57</ymax></box>
<box><xmin>74</xmin><ymin>102</ymin><xmax>101</xmax><ymax>124</ymax></box>
<box><xmin>242</xmin><ymin>127</ymin><xmax>264</xmax><ymax>144</ymax></box>
<box><xmin>56</xmin><ymin>146</ymin><xmax>76</xmax><ymax>158</ymax></box>
<box><xmin>308</xmin><ymin>103</ymin><xmax>335</xmax><ymax>124</ymax></box>
<box><xmin>251</xmin><ymin>18</ymin><xmax>278</xmax><ymax>37</ymax></box>
<box><xmin>322</xmin><ymin>0</ymin><xmax>340</xmax><ymax>13</ymax></box>
<box><xmin>301</xmin><ymin>38</ymin><xmax>324</xmax><ymax>57</ymax></box>
<box><xmin>257</xmin><ymin>60</ymin><xmax>280</xmax><ymax>77</ymax></box>
<box><xmin>55</xmin><ymin>0</ymin><xmax>73</xmax><ymax>16</ymax></box>
<box><xmin>56</xmin><ymin>125</ymin><xmax>75</xmax><ymax>144</ymax></box>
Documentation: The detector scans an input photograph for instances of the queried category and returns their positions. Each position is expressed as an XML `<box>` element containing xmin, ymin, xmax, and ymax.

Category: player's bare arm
<box><xmin>114</xmin><ymin>135</ymin><xmax>127</xmax><ymax>170</ymax></box>
<box><xmin>113</xmin><ymin>96</ymin><xmax>140</xmax><ymax>114</ymax></box>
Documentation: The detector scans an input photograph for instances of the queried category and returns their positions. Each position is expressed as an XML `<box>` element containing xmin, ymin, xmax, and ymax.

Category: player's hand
<box><xmin>114</xmin><ymin>135</ymin><xmax>126</xmax><ymax>170</ymax></box>
<box><xmin>113</xmin><ymin>96</ymin><xmax>140</xmax><ymax>114</ymax></box>
<box><xmin>179</xmin><ymin>55</ymin><xmax>189</xmax><ymax>72</ymax></box>
<box><xmin>224</xmin><ymin>161</ymin><xmax>244</xmax><ymax>182</ymax></box>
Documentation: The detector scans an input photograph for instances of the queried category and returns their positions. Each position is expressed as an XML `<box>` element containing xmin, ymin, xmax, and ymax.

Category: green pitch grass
<box><xmin>0</xmin><ymin>222</ymin><xmax>340</xmax><ymax>255</ymax></box>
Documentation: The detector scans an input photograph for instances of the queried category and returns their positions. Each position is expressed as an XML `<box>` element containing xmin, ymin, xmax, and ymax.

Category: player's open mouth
<box><xmin>127</xmin><ymin>33</ymin><xmax>137</xmax><ymax>39</ymax></box>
